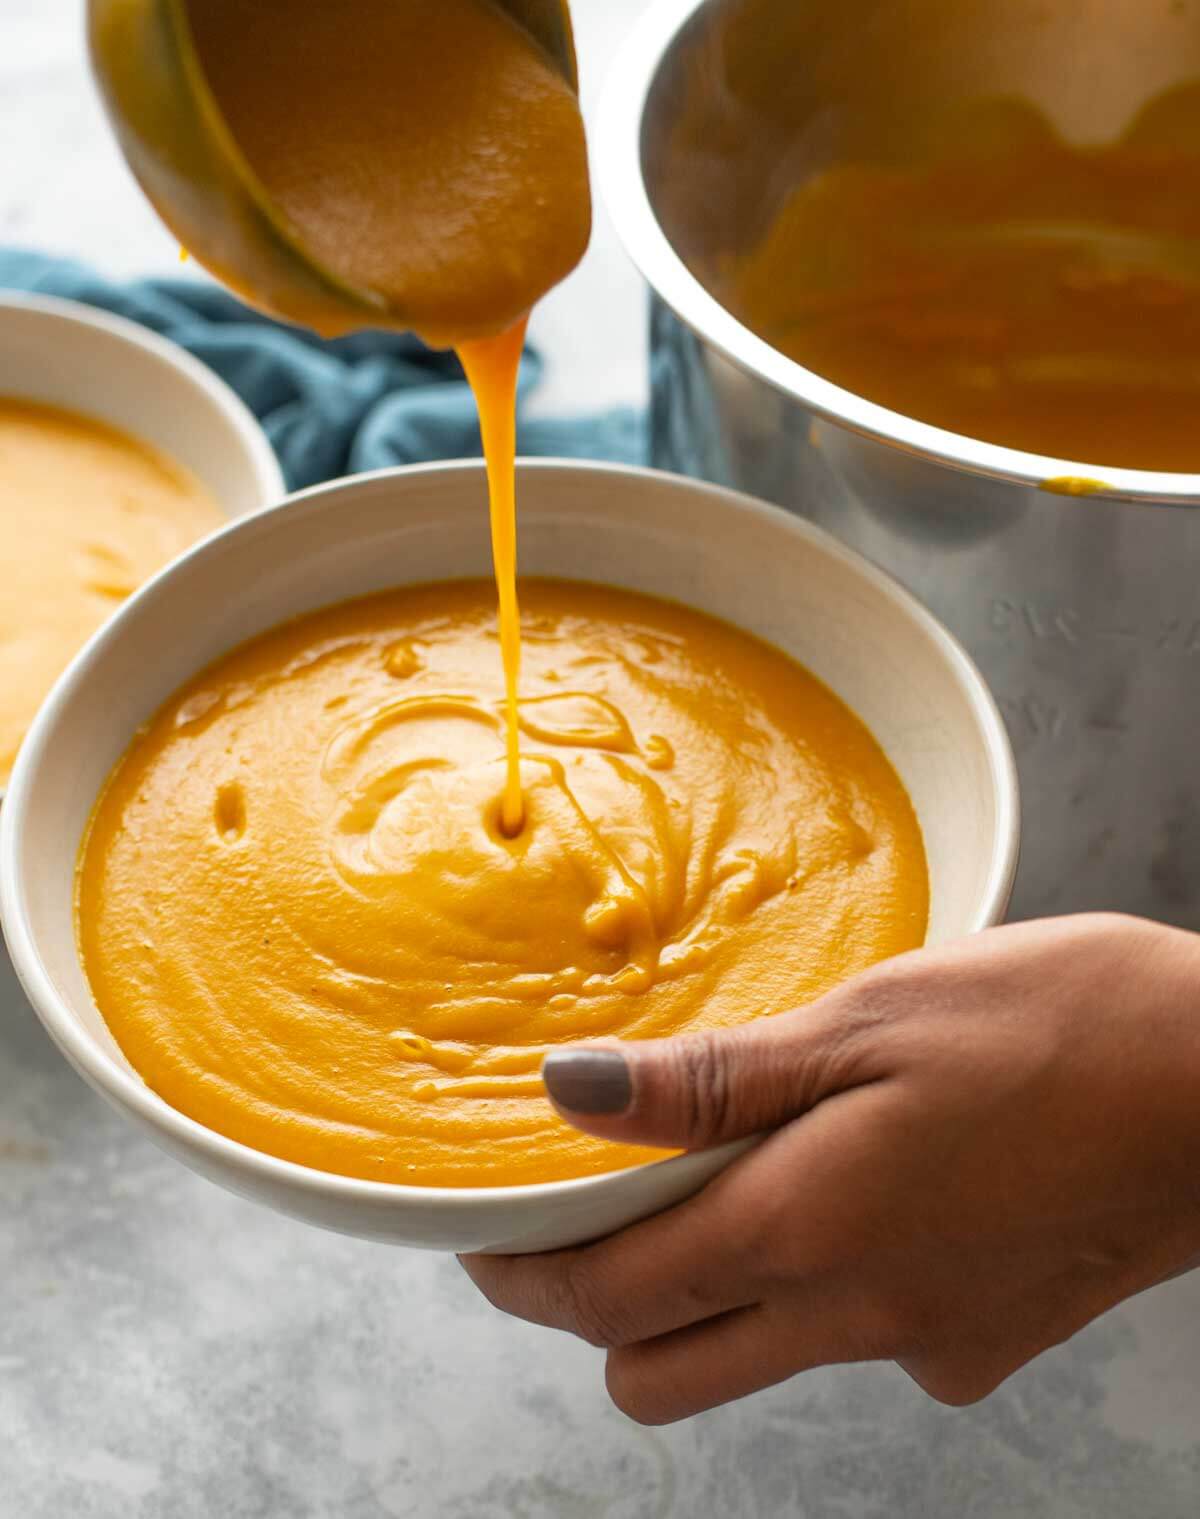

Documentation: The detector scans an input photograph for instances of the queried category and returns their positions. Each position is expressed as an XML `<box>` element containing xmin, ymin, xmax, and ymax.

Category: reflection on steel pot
<box><xmin>603</xmin><ymin>0</ymin><xmax>1200</xmax><ymax>927</ymax></box>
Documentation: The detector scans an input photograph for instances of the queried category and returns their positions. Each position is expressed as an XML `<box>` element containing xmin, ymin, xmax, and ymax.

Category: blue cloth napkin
<box><xmin>0</xmin><ymin>248</ymin><xmax>645</xmax><ymax>490</ymax></box>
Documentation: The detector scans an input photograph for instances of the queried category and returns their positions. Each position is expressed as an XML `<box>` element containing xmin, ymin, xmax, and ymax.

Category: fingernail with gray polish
<box><xmin>543</xmin><ymin>1048</ymin><xmax>632</xmax><ymax>1115</ymax></box>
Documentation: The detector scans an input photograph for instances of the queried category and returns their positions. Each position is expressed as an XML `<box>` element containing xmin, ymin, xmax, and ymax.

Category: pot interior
<box><xmin>645</xmin><ymin>0</ymin><xmax>1200</xmax><ymax>271</ymax></box>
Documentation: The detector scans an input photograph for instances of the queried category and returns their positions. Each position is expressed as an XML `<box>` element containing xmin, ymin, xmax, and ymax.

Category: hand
<box><xmin>462</xmin><ymin>914</ymin><xmax>1200</xmax><ymax>1424</ymax></box>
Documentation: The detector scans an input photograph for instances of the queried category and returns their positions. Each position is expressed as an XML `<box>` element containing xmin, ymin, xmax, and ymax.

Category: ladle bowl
<box><xmin>87</xmin><ymin>0</ymin><xmax>580</xmax><ymax>337</ymax></box>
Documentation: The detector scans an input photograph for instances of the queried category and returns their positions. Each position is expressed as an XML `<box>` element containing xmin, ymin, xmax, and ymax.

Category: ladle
<box><xmin>87</xmin><ymin>0</ymin><xmax>580</xmax><ymax>337</ymax></box>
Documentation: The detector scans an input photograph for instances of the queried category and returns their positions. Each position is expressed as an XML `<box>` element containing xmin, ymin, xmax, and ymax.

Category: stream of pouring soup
<box><xmin>183</xmin><ymin>0</ymin><xmax>592</xmax><ymax>842</ymax></box>
<box><xmin>77</xmin><ymin>580</ymin><xmax>928</xmax><ymax>1186</ymax></box>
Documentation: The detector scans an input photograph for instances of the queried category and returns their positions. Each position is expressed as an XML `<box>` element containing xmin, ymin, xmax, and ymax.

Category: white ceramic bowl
<box><xmin>0</xmin><ymin>462</ymin><xmax>1018</xmax><ymax>1254</ymax></box>
<box><xmin>0</xmin><ymin>291</ymin><xmax>283</xmax><ymax>513</ymax></box>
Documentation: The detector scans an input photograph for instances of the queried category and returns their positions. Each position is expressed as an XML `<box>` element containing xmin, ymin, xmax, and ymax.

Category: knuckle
<box><xmin>919</xmin><ymin>1356</ymin><xmax>1010</xmax><ymax>1408</ymax></box>
<box><xmin>458</xmin><ymin>1256</ymin><xmax>510</xmax><ymax>1313</ymax></box>
<box><xmin>860</xmin><ymin>1285</ymin><xmax>925</xmax><ymax>1355</ymax></box>
<box><xmin>816</xmin><ymin>960</ymin><xmax>926</xmax><ymax>1070</ymax></box>
<box><xmin>1049</xmin><ymin>911</ymin><xmax>1158</xmax><ymax>972</ymax></box>
<box><xmin>1072</xmin><ymin>910</ymin><xmax>1141</xmax><ymax>941</ymax></box>
<box><xmin>605</xmin><ymin>1351</ymin><xmax>674</xmax><ymax>1426</ymax></box>
<box><xmin>562</xmin><ymin>1256</ymin><xmax>633</xmax><ymax>1349</ymax></box>
<box><xmin>841</xmin><ymin>952</ymin><xmax>923</xmax><ymax>1022</ymax></box>
<box><xmin>729</xmin><ymin>1165</ymin><xmax>811</xmax><ymax>1272</ymax></box>
<box><xmin>673</xmin><ymin>1035</ymin><xmax>733</xmax><ymax>1143</ymax></box>
<box><xmin>936</xmin><ymin>1375</ymin><xmax>1002</xmax><ymax>1409</ymax></box>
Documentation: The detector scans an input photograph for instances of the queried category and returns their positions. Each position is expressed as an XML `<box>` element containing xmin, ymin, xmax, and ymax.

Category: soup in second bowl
<box><xmin>0</xmin><ymin>398</ymin><xmax>223</xmax><ymax>786</ymax></box>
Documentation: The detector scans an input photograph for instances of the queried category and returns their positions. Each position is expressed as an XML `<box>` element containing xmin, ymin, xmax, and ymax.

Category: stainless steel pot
<box><xmin>600</xmin><ymin>0</ymin><xmax>1200</xmax><ymax>927</ymax></box>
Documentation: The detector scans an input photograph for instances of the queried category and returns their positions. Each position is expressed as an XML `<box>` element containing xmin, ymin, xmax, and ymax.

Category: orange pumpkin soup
<box><xmin>708</xmin><ymin>97</ymin><xmax>1200</xmax><ymax>472</ymax></box>
<box><xmin>77</xmin><ymin>580</ymin><xmax>928</xmax><ymax>1186</ymax></box>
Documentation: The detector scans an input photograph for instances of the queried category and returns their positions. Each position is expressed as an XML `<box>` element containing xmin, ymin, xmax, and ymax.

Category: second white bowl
<box><xmin>0</xmin><ymin>461</ymin><xmax>1018</xmax><ymax>1253</ymax></box>
<box><xmin>0</xmin><ymin>291</ymin><xmax>283</xmax><ymax>514</ymax></box>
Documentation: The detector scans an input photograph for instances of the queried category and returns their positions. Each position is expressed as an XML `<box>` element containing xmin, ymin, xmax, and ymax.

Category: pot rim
<box><xmin>597</xmin><ymin>0</ymin><xmax>1200</xmax><ymax>508</ymax></box>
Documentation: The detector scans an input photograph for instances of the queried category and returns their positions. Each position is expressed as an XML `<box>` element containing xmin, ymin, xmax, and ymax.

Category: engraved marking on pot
<box><xmin>1000</xmin><ymin>695</ymin><xmax>1066</xmax><ymax>740</ymax></box>
<box><xmin>999</xmin><ymin>697</ymin><xmax>1129</xmax><ymax>740</ymax></box>
<box><xmin>1094</xmin><ymin>619</ymin><xmax>1200</xmax><ymax>655</ymax></box>
<box><xmin>989</xmin><ymin>599</ymin><xmax>1079</xmax><ymax>644</ymax></box>
<box><xmin>990</xmin><ymin>600</ymin><xmax>1200</xmax><ymax>656</ymax></box>
<box><xmin>1156</xmin><ymin>621</ymin><xmax>1182</xmax><ymax>650</ymax></box>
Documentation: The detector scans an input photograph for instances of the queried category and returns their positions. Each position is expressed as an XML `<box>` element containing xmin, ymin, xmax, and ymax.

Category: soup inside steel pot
<box><xmin>645</xmin><ymin>0</ymin><xmax>1200</xmax><ymax>473</ymax></box>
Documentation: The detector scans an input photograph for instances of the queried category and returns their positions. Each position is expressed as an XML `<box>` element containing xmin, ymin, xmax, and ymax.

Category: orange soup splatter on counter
<box><xmin>0</xmin><ymin>399</ymin><xmax>222</xmax><ymax>785</ymax></box>
<box><xmin>76</xmin><ymin>580</ymin><xmax>928</xmax><ymax>1187</ymax></box>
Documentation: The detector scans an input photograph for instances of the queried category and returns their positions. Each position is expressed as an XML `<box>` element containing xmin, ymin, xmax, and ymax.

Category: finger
<box><xmin>605</xmin><ymin>1291</ymin><xmax>898</xmax><ymax>1425</ymax></box>
<box><xmin>541</xmin><ymin>982</ymin><xmax>895</xmax><ymax>1152</ymax></box>
<box><xmin>460</xmin><ymin>1179</ymin><xmax>759</xmax><ymax>1346</ymax></box>
<box><xmin>1152</xmin><ymin>1247</ymin><xmax>1200</xmax><ymax>1288</ymax></box>
<box><xmin>462</xmin><ymin>1078</ymin><xmax>908</xmax><ymax>1347</ymax></box>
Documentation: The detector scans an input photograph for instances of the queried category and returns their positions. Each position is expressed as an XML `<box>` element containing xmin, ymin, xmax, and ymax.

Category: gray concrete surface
<box><xmin>3</xmin><ymin>2</ymin><xmax>1199</xmax><ymax>1512</ymax></box>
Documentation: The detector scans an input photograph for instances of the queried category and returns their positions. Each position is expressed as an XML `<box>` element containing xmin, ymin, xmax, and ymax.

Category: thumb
<box><xmin>540</xmin><ymin>998</ymin><xmax>884</xmax><ymax>1153</ymax></box>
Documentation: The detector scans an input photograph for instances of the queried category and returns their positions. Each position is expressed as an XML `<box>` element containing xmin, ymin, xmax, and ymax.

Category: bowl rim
<box><xmin>0</xmin><ymin>289</ymin><xmax>285</xmax><ymax>502</ymax></box>
<box><xmin>596</xmin><ymin>0</ymin><xmax>1200</xmax><ymax>508</ymax></box>
<box><xmin>0</xmin><ymin>458</ymin><xmax>1019</xmax><ymax>1213</ymax></box>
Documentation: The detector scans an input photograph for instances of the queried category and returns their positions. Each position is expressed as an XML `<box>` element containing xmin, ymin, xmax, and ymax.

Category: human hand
<box><xmin>462</xmin><ymin>915</ymin><xmax>1200</xmax><ymax>1424</ymax></box>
